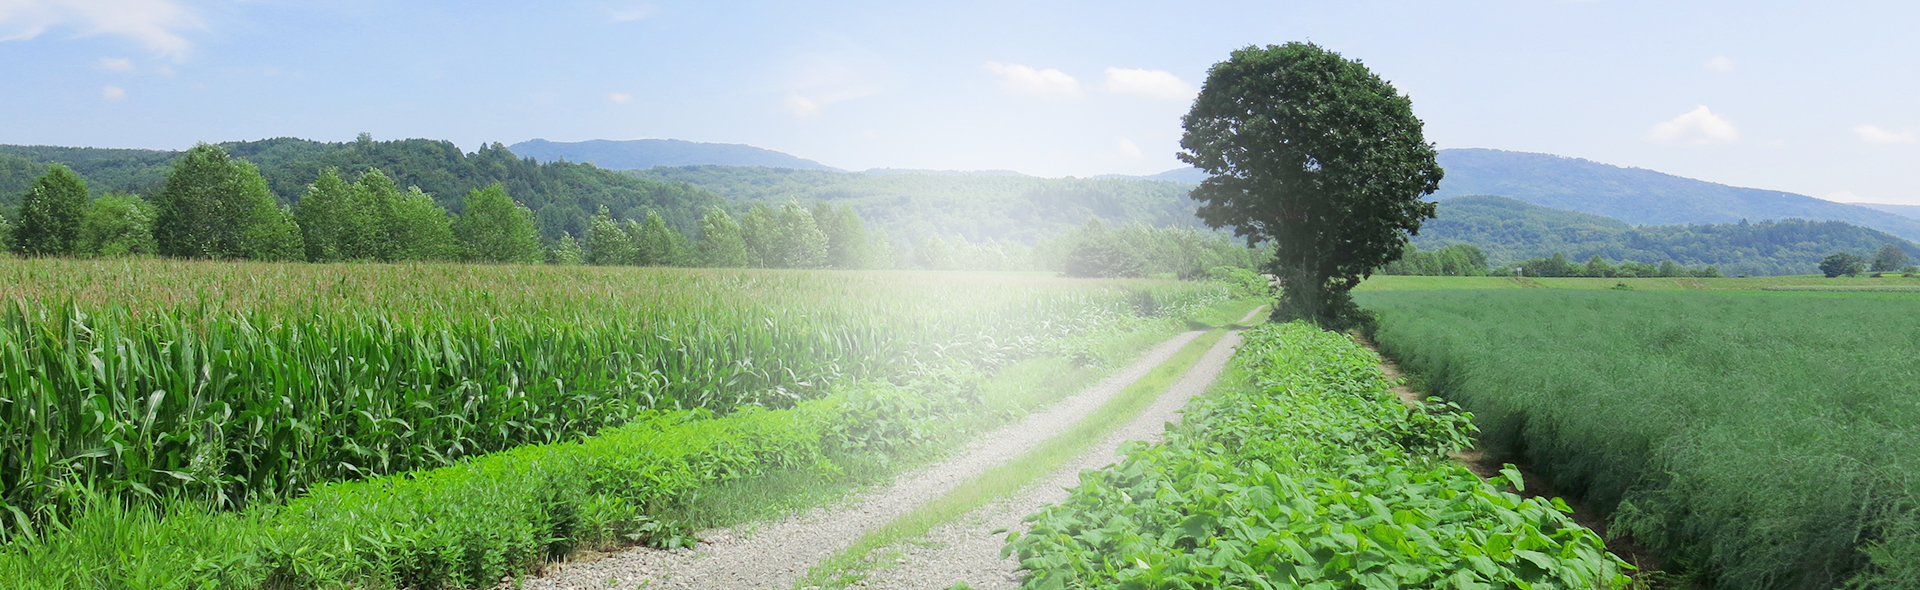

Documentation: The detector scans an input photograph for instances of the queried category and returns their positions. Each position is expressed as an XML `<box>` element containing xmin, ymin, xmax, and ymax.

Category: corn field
<box><xmin>0</xmin><ymin>258</ymin><xmax>1228</xmax><ymax>542</ymax></box>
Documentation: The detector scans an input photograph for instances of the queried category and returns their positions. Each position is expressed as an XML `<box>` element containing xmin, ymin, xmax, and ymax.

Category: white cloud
<box><xmin>0</xmin><ymin>0</ymin><xmax>203</xmax><ymax>61</ymax></box>
<box><xmin>1705</xmin><ymin>56</ymin><xmax>1734</xmax><ymax>72</ymax></box>
<box><xmin>983</xmin><ymin>61</ymin><xmax>1081</xmax><ymax>100</ymax></box>
<box><xmin>1647</xmin><ymin>105</ymin><xmax>1739</xmax><ymax>145</ymax></box>
<box><xmin>101</xmin><ymin>85</ymin><xmax>125</xmax><ymax>100</ymax></box>
<box><xmin>784</xmin><ymin>93</ymin><xmax>820</xmax><ymax>119</ymax></box>
<box><xmin>607</xmin><ymin>92</ymin><xmax>633</xmax><ymax>104</ymax></box>
<box><xmin>608</xmin><ymin>4</ymin><xmax>657</xmax><ymax>22</ymax></box>
<box><xmin>779</xmin><ymin>51</ymin><xmax>884</xmax><ymax>120</ymax></box>
<box><xmin>1103</xmin><ymin>67</ymin><xmax>1194</xmax><ymax>101</ymax></box>
<box><xmin>96</xmin><ymin>56</ymin><xmax>133</xmax><ymax>71</ymax></box>
<box><xmin>1118</xmin><ymin>138</ymin><xmax>1144</xmax><ymax>160</ymax></box>
<box><xmin>1823</xmin><ymin>190</ymin><xmax>1864</xmax><ymax>202</ymax></box>
<box><xmin>1855</xmin><ymin>124</ymin><xmax>1917</xmax><ymax>144</ymax></box>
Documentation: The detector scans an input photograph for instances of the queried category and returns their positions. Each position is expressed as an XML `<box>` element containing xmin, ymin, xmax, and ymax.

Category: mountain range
<box><xmin>507</xmin><ymin>139</ymin><xmax>839</xmax><ymax>171</ymax></box>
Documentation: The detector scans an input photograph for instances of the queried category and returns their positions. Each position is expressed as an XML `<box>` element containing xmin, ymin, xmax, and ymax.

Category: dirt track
<box><xmin>514</xmin><ymin>329</ymin><xmax>1210</xmax><ymax>589</ymax></box>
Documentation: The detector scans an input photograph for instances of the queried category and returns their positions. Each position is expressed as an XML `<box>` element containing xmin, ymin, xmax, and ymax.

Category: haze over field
<box><xmin>1</xmin><ymin>1</ymin><xmax>1915</xmax><ymax>206</ymax></box>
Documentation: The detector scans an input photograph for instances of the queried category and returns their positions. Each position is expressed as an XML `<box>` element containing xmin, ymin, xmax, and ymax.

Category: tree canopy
<box><xmin>1181</xmin><ymin>42</ymin><xmax>1441</xmax><ymax>326</ymax></box>
<box><xmin>10</xmin><ymin>164</ymin><xmax>88</xmax><ymax>256</ymax></box>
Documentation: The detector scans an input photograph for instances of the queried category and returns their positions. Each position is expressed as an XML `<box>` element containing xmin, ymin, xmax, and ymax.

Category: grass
<box><xmin>802</xmin><ymin>318</ymin><xmax>1251</xmax><ymax>588</ymax></box>
<box><xmin>1359</xmin><ymin>288</ymin><xmax>1920</xmax><ymax>589</ymax></box>
<box><xmin>1356</xmin><ymin>273</ymin><xmax>1920</xmax><ymax>292</ymax></box>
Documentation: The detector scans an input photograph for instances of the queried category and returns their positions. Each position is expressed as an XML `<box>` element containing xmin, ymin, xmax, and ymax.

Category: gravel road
<box><xmin>512</xmin><ymin>328</ymin><xmax>1208</xmax><ymax>590</ymax></box>
<box><xmin>863</xmin><ymin>329</ymin><xmax>1247</xmax><ymax>590</ymax></box>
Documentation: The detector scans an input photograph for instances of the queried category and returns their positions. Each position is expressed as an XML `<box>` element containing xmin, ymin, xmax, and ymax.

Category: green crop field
<box><xmin>1358</xmin><ymin>283</ymin><xmax>1920</xmax><ymax>589</ymax></box>
<box><xmin>1008</xmin><ymin>323</ymin><xmax>1628</xmax><ymax>588</ymax></box>
<box><xmin>0</xmin><ymin>258</ymin><xmax>1230</xmax><ymax>545</ymax></box>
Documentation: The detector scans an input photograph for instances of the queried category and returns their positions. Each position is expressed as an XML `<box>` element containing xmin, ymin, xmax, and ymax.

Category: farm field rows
<box><xmin>0</xmin><ymin>257</ymin><xmax>1248</xmax><ymax>588</ymax></box>
<box><xmin>1358</xmin><ymin>279</ymin><xmax>1920</xmax><ymax>589</ymax></box>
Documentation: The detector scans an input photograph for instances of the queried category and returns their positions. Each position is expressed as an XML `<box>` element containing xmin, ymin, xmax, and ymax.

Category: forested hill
<box><xmin>1417</xmin><ymin>195</ymin><xmax>1920</xmax><ymax>276</ymax></box>
<box><xmin>0</xmin><ymin>138</ymin><xmax>723</xmax><ymax>241</ymax></box>
<box><xmin>629</xmin><ymin>165</ymin><xmax>1205</xmax><ymax>245</ymax></box>
<box><xmin>507</xmin><ymin>138</ymin><xmax>839</xmax><ymax>171</ymax></box>
<box><xmin>1432</xmin><ymin>148</ymin><xmax>1920</xmax><ymax>242</ymax></box>
<box><xmin>1850</xmin><ymin>202</ymin><xmax>1920</xmax><ymax>221</ymax></box>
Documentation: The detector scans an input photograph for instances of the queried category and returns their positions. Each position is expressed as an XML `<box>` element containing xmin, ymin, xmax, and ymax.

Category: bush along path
<box><xmin>514</xmin><ymin>314</ymin><xmax>1244</xmax><ymax>589</ymax></box>
<box><xmin>854</xmin><ymin>307</ymin><xmax>1260</xmax><ymax>590</ymax></box>
<box><xmin>1005</xmin><ymin>323</ymin><xmax>1632</xmax><ymax>589</ymax></box>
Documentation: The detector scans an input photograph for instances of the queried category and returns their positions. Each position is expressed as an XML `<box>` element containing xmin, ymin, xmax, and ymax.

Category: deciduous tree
<box><xmin>155</xmin><ymin>144</ymin><xmax>294</xmax><ymax>259</ymax></box>
<box><xmin>452</xmin><ymin>184</ymin><xmax>542</xmax><ymax>264</ymax></box>
<box><xmin>695</xmin><ymin>206</ymin><xmax>750</xmax><ymax>268</ymax></box>
<box><xmin>1180</xmin><ymin>42</ymin><xmax>1442</xmax><ymax>327</ymax></box>
<box><xmin>78</xmin><ymin>194</ymin><xmax>158</xmax><ymax>257</ymax></box>
<box><xmin>1871</xmin><ymin>244</ymin><xmax>1909</xmax><ymax>273</ymax></box>
<box><xmin>583</xmin><ymin>206</ymin><xmax>635</xmax><ymax>265</ymax></box>
<box><xmin>11</xmin><ymin>164</ymin><xmax>88</xmax><ymax>256</ymax></box>
<box><xmin>1821</xmin><ymin>252</ymin><xmax>1867</xmax><ymax>278</ymax></box>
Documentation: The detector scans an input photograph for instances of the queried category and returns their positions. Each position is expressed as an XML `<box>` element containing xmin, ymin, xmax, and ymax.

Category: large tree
<box><xmin>452</xmin><ymin>183</ymin><xmax>542</xmax><ymax>264</ymax></box>
<box><xmin>154</xmin><ymin>144</ymin><xmax>295</xmax><ymax>259</ymax></box>
<box><xmin>12</xmin><ymin>164</ymin><xmax>88</xmax><ymax>256</ymax></box>
<box><xmin>1180</xmin><ymin>42</ymin><xmax>1443</xmax><ymax>327</ymax></box>
<box><xmin>695</xmin><ymin>206</ymin><xmax>750</xmax><ymax>268</ymax></box>
<box><xmin>1871</xmin><ymin>244</ymin><xmax>1910</xmax><ymax>273</ymax></box>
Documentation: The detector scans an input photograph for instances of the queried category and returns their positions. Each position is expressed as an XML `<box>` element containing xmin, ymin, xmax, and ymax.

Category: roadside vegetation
<box><xmin>1007</xmin><ymin>322</ymin><xmax>1629</xmax><ymax>588</ymax></box>
<box><xmin>1359</xmin><ymin>288</ymin><xmax>1920</xmax><ymax>589</ymax></box>
<box><xmin>0</xmin><ymin>259</ymin><xmax>1235</xmax><ymax>554</ymax></box>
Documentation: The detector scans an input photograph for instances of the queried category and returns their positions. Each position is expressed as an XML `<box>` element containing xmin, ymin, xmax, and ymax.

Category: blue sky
<box><xmin>2</xmin><ymin>0</ymin><xmax>1916</xmax><ymax>204</ymax></box>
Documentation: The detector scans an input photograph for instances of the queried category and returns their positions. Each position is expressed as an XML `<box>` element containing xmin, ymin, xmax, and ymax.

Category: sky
<box><xmin>1</xmin><ymin>0</ymin><xmax>1916</xmax><ymax>204</ymax></box>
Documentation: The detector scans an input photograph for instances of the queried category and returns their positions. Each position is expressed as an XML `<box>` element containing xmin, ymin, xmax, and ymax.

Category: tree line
<box><xmin>4</xmin><ymin>143</ymin><xmax>1269</xmax><ymax>276</ymax></box>
<box><xmin>1818</xmin><ymin>245</ymin><xmax>1915</xmax><ymax>278</ymax></box>
<box><xmin>1378</xmin><ymin>244</ymin><xmax>1724</xmax><ymax>278</ymax></box>
<box><xmin>0</xmin><ymin>143</ymin><xmax>898</xmax><ymax>269</ymax></box>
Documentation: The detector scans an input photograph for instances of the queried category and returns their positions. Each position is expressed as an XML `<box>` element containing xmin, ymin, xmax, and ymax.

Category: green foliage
<box><xmin>0</xmin><ymin>212</ymin><xmax>11</xmax><ymax>250</ymax></box>
<box><xmin>452</xmin><ymin>184</ymin><xmax>543</xmax><ymax>264</ymax></box>
<box><xmin>1416</xmin><ymin>195</ymin><xmax>1920</xmax><ymax>276</ymax></box>
<box><xmin>78</xmin><ymin>194</ymin><xmax>158</xmax><ymax>257</ymax></box>
<box><xmin>1208</xmin><ymin>266</ymin><xmax>1270</xmax><ymax>299</ymax></box>
<box><xmin>10</xmin><ymin>165</ymin><xmax>88</xmax><ymax>256</ymax></box>
<box><xmin>292</xmin><ymin>168</ymin><xmax>357</xmax><ymax>262</ymax></box>
<box><xmin>1361</xmin><ymin>289</ymin><xmax>1920</xmax><ymax>589</ymax></box>
<box><xmin>549</xmin><ymin>233</ymin><xmax>583</xmax><ymax>265</ymax></box>
<box><xmin>583</xmin><ymin>206</ymin><xmax>636</xmax><ymax>265</ymax></box>
<box><xmin>1822</xmin><ymin>252</ymin><xmax>1868</xmax><ymax>278</ymax></box>
<box><xmin>1042</xmin><ymin>218</ymin><xmax>1263</xmax><ymax>279</ymax></box>
<box><xmin>0</xmin><ymin>259</ymin><xmax>1227</xmax><ymax>545</ymax></box>
<box><xmin>385</xmin><ymin>186</ymin><xmax>459</xmax><ymax>261</ymax></box>
<box><xmin>772</xmin><ymin>201</ymin><xmax>829</xmax><ymax>269</ymax></box>
<box><xmin>634</xmin><ymin>210</ymin><xmax>691</xmax><ymax>266</ymax></box>
<box><xmin>153</xmin><ymin>144</ymin><xmax>293</xmax><ymax>260</ymax></box>
<box><xmin>1181</xmin><ymin>43</ymin><xmax>1442</xmax><ymax>327</ymax></box>
<box><xmin>1009</xmin><ymin>323</ymin><xmax>1628</xmax><ymax>589</ymax></box>
<box><xmin>814</xmin><ymin>201</ymin><xmax>873</xmax><ymax>269</ymax></box>
<box><xmin>1871</xmin><ymin>244</ymin><xmax>1909</xmax><ymax>272</ymax></box>
<box><xmin>632</xmin><ymin>165</ymin><xmax>1207</xmax><ymax>247</ymax></box>
<box><xmin>695</xmin><ymin>206</ymin><xmax>750</xmax><ymax>268</ymax></box>
<box><xmin>1378</xmin><ymin>244</ymin><xmax>1488</xmax><ymax>276</ymax></box>
<box><xmin>241</xmin><ymin>200</ymin><xmax>306</xmax><ymax>262</ymax></box>
<box><xmin>0</xmin><ymin>263</ymin><xmax>1234</xmax><ymax>588</ymax></box>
